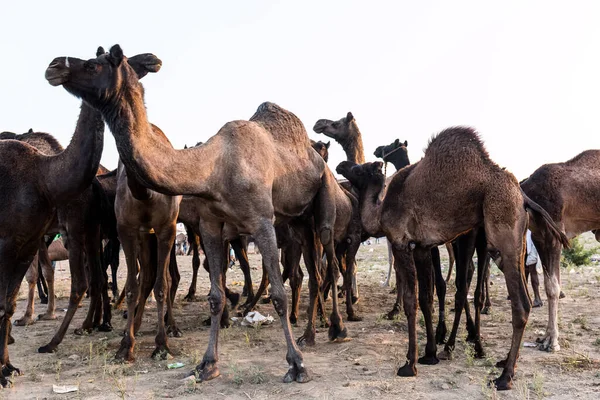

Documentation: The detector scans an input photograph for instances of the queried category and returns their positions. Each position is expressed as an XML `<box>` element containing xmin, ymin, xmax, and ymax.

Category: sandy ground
<box><xmin>3</xmin><ymin>234</ymin><xmax>600</xmax><ymax>399</ymax></box>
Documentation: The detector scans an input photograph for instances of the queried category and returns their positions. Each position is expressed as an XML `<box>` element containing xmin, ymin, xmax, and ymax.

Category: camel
<box><xmin>310</xmin><ymin>140</ymin><xmax>330</xmax><ymax>162</ymax></box>
<box><xmin>114</xmin><ymin>155</ymin><xmax>182</xmax><ymax>361</ymax></box>
<box><xmin>47</xmin><ymin>44</ymin><xmax>346</xmax><ymax>383</ymax></box>
<box><xmin>38</xmin><ymin>50</ymin><xmax>164</xmax><ymax>354</ymax></box>
<box><xmin>520</xmin><ymin>150</ymin><xmax>600</xmax><ymax>352</ymax></box>
<box><xmin>337</xmin><ymin>126</ymin><xmax>569</xmax><ymax>390</ymax></box>
<box><xmin>14</xmin><ymin>238</ymin><xmax>67</xmax><ymax>326</ymax></box>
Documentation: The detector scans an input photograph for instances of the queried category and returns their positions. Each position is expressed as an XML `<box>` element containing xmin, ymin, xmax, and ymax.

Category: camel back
<box><xmin>0</xmin><ymin>131</ymin><xmax>64</xmax><ymax>155</ymax></box>
<box><xmin>564</xmin><ymin>150</ymin><xmax>600</xmax><ymax>169</ymax></box>
<box><xmin>250</xmin><ymin>102</ymin><xmax>310</xmax><ymax>148</ymax></box>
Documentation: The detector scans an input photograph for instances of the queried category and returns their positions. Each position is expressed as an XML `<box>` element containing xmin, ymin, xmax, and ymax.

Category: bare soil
<box><xmin>4</xmin><ymin>234</ymin><xmax>600</xmax><ymax>399</ymax></box>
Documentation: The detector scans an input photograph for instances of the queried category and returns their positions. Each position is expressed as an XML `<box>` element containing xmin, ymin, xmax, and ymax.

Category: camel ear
<box><xmin>325</xmin><ymin>141</ymin><xmax>330</xmax><ymax>149</ymax></box>
<box><xmin>28</xmin><ymin>128</ymin><xmax>33</xmax><ymax>134</ymax></box>
<box><xmin>372</xmin><ymin>162</ymin><xmax>384</xmax><ymax>174</ymax></box>
<box><xmin>346</xmin><ymin>112</ymin><xmax>354</xmax><ymax>122</ymax></box>
<box><xmin>108</xmin><ymin>45</ymin><xmax>124</xmax><ymax>66</ymax></box>
<box><xmin>404</xmin><ymin>140</ymin><xmax>408</xmax><ymax>147</ymax></box>
<box><xmin>184</xmin><ymin>145</ymin><xmax>188</xmax><ymax>149</ymax></box>
<box><xmin>96</xmin><ymin>46</ymin><xmax>106</xmax><ymax>57</ymax></box>
<box><xmin>394</xmin><ymin>139</ymin><xmax>400</xmax><ymax>146</ymax></box>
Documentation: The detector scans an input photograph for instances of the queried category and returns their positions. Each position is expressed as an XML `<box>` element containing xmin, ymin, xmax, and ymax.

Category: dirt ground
<box><xmin>4</xmin><ymin>234</ymin><xmax>600</xmax><ymax>399</ymax></box>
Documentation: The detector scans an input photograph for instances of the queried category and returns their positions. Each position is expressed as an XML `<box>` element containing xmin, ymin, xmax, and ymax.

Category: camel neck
<box><xmin>340</xmin><ymin>126</ymin><xmax>365</xmax><ymax>164</ymax></box>
<box><xmin>358</xmin><ymin>180</ymin><xmax>385</xmax><ymax>237</ymax></box>
<box><xmin>100</xmin><ymin>82</ymin><xmax>216</xmax><ymax>197</ymax></box>
<box><xmin>43</xmin><ymin>103</ymin><xmax>104</xmax><ymax>205</ymax></box>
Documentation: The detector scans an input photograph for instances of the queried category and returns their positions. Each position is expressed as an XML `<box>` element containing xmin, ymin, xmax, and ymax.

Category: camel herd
<box><xmin>0</xmin><ymin>44</ymin><xmax>598</xmax><ymax>391</ymax></box>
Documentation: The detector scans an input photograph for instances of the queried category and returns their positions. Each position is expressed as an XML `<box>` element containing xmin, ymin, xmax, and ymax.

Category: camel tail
<box><xmin>521</xmin><ymin>190</ymin><xmax>571</xmax><ymax>249</ymax></box>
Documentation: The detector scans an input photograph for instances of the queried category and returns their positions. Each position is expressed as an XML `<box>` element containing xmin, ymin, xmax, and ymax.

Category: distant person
<box><xmin>525</xmin><ymin>230</ymin><xmax>543</xmax><ymax>307</ymax></box>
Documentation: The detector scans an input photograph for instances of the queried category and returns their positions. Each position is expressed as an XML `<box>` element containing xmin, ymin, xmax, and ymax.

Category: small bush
<box><xmin>561</xmin><ymin>238</ymin><xmax>597</xmax><ymax>268</ymax></box>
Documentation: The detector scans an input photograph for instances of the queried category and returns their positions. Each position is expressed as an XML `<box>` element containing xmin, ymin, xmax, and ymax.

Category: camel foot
<box><xmin>532</xmin><ymin>299</ymin><xmax>543</xmax><ymax>308</ymax></box>
<box><xmin>183</xmin><ymin>293</ymin><xmax>197</xmax><ymax>302</ymax></box>
<box><xmin>492</xmin><ymin>373</ymin><xmax>513</xmax><ymax>391</ymax></box>
<box><xmin>2</xmin><ymin>363</ymin><xmax>21</xmax><ymax>378</ymax></box>
<box><xmin>418</xmin><ymin>354</ymin><xmax>439</xmax><ymax>365</ymax></box>
<box><xmin>228</xmin><ymin>292</ymin><xmax>240</xmax><ymax>308</ymax></box>
<box><xmin>396</xmin><ymin>362</ymin><xmax>417</xmax><ymax>377</ymax></box>
<box><xmin>14</xmin><ymin>316</ymin><xmax>34</xmax><ymax>326</ymax></box>
<box><xmin>283</xmin><ymin>362</ymin><xmax>311</xmax><ymax>383</ymax></box>
<box><xmin>97</xmin><ymin>322</ymin><xmax>113</xmax><ymax>332</ymax></box>
<box><xmin>167</xmin><ymin>325</ymin><xmax>183</xmax><ymax>338</ymax></box>
<box><xmin>194</xmin><ymin>360</ymin><xmax>220</xmax><ymax>382</ymax></box>
<box><xmin>296</xmin><ymin>331</ymin><xmax>316</xmax><ymax>347</ymax></box>
<box><xmin>37</xmin><ymin>312</ymin><xmax>57</xmax><ymax>321</ymax></box>
<box><xmin>386</xmin><ymin>305</ymin><xmax>401</xmax><ymax>320</ymax></box>
<box><xmin>328</xmin><ymin>322</ymin><xmax>348</xmax><ymax>342</ymax></box>
<box><xmin>435</xmin><ymin>322</ymin><xmax>447</xmax><ymax>345</ymax></box>
<box><xmin>151</xmin><ymin>345</ymin><xmax>172</xmax><ymax>360</ymax></box>
<box><xmin>437</xmin><ymin>349</ymin><xmax>453</xmax><ymax>361</ymax></box>
<box><xmin>7</xmin><ymin>335</ymin><xmax>14</xmax><ymax>345</ymax></box>
<box><xmin>202</xmin><ymin>316</ymin><xmax>230</xmax><ymax>329</ymax></box>
<box><xmin>347</xmin><ymin>314</ymin><xmax>363</xmax><ymax>322</ymax></box>
<box><xmin>289</xmin><ymin>314</ymin><xmax>298</xmax><ymax>325</ymax></box>
<box><xmin>74</xmin><ymin>327</ymin><xmax>92</xmax><ymax>336</ymax></box>
<box><xmin>38</xmin><ymin>343</ymin><xmax>57</xmax><ymax>353</ymax></box>
<box><xmin>495</xmin><ymin>358</ymin><xmax>508</xmax><ymax>369</ymax></box>
<box><xmin>536</xmin><ymin>336</ymin><xmax>560</xmax><ymax>352</ymax></box>
<box><xmin>559</xmin><ymin>291</ymin><xmax>565</xmax><ymax>299</ymax></box>
<box><xmin>351</xmin><ymin>295</ymin><xmax>359</xmax><ymax>305</ymax></box>
<box><xmin>466</xmin><ymin>332</ymin><xmax>478</xmax><ymax>344</ymax></box>
<box><xmin>115</xmin><ymin>345</ymin><xmax>135</xmax><ymax>363</ymax></box>
<box><xmin>481</xmin><ymin>306</ymin><xmax>491</xmax><ymax>315</ymax></box>
<box><xmin>0</xmin><ymin>375</ymin><xmax>12</xmax><ymax>389</ymax></box>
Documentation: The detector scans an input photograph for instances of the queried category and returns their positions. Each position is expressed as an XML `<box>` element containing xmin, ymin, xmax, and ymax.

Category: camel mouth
<box><xmin>45</xmin><ymin>70</ymin><xmax>70</xmax><ymax>86</ymax></box>
<box><xmin>312</xmin><ymin>120</ymin><xmax>330</xmax><ymax>134</ymax></box>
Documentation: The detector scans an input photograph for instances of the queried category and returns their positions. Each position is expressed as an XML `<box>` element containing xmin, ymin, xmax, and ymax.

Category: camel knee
<box><xmin>270</xmin><ymin>290</ymin><xmax>288</xmax><ymax>317</ymax></box>
<box><xmin>208</xmin><ymin>289</ymin><xmax>225</xmax><ymax>315</ymax></box>
<box><xmin>320</xmin><ymin>228</ymin><xmax>333</xmax><ymax>246</ymax></box>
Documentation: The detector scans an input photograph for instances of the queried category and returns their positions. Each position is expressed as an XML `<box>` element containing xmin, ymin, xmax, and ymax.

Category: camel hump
<box><xmin>565</xmin><ymin>149</ymin><xmax>600</xmax><ymax>168</ymax></box>
<box><xmin>19</xmin><ymin>131</ymin><xmax>64</xmax><ymax>155</ymax></box>
<box><xmin>423</xmin><ymin>126</ymin><xmax>495</xmax><ymax>168</ymax></box>
<box><xmin>249</xmin><ymin>102</ymin><xmax>309</xmax><ymax>148</ymax></box>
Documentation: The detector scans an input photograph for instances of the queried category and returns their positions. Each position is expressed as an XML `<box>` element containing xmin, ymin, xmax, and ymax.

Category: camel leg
<box><xmin>445</xmin><ymin>242</ymin><xmax>455</xmax><ymax>283</ymax></box>
<box><xmin>232</xmin><ymin>237</ymin><xmax>254</xmax><ymax>303</ymax></box>
<box><xmin>464</xmin><ymin>258</ymin><xmax>477</xmax><ymax>342</ymax></box>
<box><xmin>184</xmin><ymin>235</ymin><xmax>201</xmax><ymax>301</ymax></box>
<box><xmin>242</xmin><ymin>263</ymin><xmax>269</xmax><ymax>315</ymax></box>
<box><xmin>386</xmin><ymin>257</ymin><xmax>404</xmax><ymax>320</ymax></box>
<box><xmin>345</xmin><ymin>240</ymin><xmax>362</xmax><ymax>321</ymax></box>
<box><xmin>297</xmin><ymin>224</ymin><xmax>326</xmax><ymax>346</ymax></box>
<box><xmin>165</xmin><ymin>245</ymin><xmax>183</xmax><ymax>337</ymax></box>
<box><xmin>489</xmin><ymin>227</ymin><xmax>530</xmax><ymax>391</ymax></box>
<box><xmin>383</xmin><ymin>239</ymin><xmax>394</xmax><ymax>287</ymax></box>
<box><xmin>77</xmin><ymin>227</ymin><xmax>106</xmax><ymax>334</ymax></box>
<box><xmin>533</xmin><ymin>235</ymin><xmax>561</xmax><ymax>352</ymax></box>
<box><xmin>439</xmin><ymin>232</ymin><xmax>476</xmax><ymax>360</ymax></box>
<box><xmin>528</xmin><ymin>264</ymin><xmax>543</xmax><ymax>307</ymax></box>
<box><xmin>432</xmin><ymin>247</ymin><xmax>447</xmax><ymax>344</ymax></box>
<box><xmin>472</xmin><ymin>231</ymin><xmax>490</xmax><ymax>358</ymax></box>
<box><xmin>115</xmin><ymin>229</ymin><xmax>142</xmax><ymax>362</ymax></box>
<box><xmin>38</xmin><ymin>243</ymin><xmax>57</xmax><ymax>321</ymax></box>
<box><xmin>482</xmin><ymin>265</ymin><xmax>492</xmax><ymax>314</ymax></box>
<box><xmin>150</xmin><ymin>225</ymin><xmax>177</xmax><ymax>359</ymax></box>
<box><xmin>109</xmin><ymin>238</ymin><xmax>121</xmax><ymax>299</ymax></box>
<box><xmin>133</xmin><ymin>235</ymin><xmax>156</xmax><ymax>335</ymax></box>
<box><xmin>284</xmin><ymin>243</ymin><xmax>303</xmax><ymax>325</ymax></box>
<box><xmin>14</xmin><ymin>255</ymin><xmax>38</xmax><ymax>326</ymax></box>
<box><xmin>415</xmin><ymin>247</ymin><xmax>439</xmax><ymax>365</ymax></box>
<box><xmin>39</xmin><ymin>232</ymin><xmax>88</xmax><ymax>353</ymax></box>
<box><xmin>393</xmin><ymin>246</ymin><xmax>418</xmax><ymax>377</ymax></box>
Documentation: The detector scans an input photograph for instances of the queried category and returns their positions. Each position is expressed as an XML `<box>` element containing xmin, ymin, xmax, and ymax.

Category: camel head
<box><xmin>374</xmin><ymin>139</ymin><xmax>409</xmax><ymax>166</ymax></box>
<box><xmin>313</xmin><ymin>112</ymin><xmax>356</xmax><ymax>140</ymax></box>
<box><xmin>310</xmin><ymin>140</ymin><xmax>330</xmax><ymax>162</ymax></box>
<box><xmin>45</xmin><ymin>45</ymin><xmax>161</xmax><ymax>106</ymax></box>
<box><xmin>336</xmin><ymin>161</ymin><xmax>385</xmax><ymax>191</ymax></box>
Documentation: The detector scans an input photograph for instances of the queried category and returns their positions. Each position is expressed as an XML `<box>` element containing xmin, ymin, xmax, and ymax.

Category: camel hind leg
<box><xmin>38</xmin><ymin>243</ymin><xmax>56</xmax><ymax>321</ymax></box>
<box><xmin>14</xmin><ymin>254</ymin><xmax>39</xmax><ymax>327</ymax></box>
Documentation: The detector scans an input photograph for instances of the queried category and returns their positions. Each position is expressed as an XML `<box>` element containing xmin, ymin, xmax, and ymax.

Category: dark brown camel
<box><xmin>310</xmin><ymin>140</ymin><xmax>330</xmax><ymax>162</ymax></box>
<box><xmin>38</xmin><ymin>50</ymin><xmax>164</xmax><ymax>354</ymax></box>
<box><xmin>520</xmin><ymin>150</ymin><xmax>600</xmax><ymax>352</ymax></box>
<box><xmin>0</xmin><ymin>79</ymin><xmax>104</xmax><ymax>389</ymax></box>
<box><xmin>337</xmin><ymin>126</ymin><xmax>569</xmax><ymax>390</ymax></box>
<box><xmin>47</xmin><ymin>45</ymin><xmax>345</xmax><ymax>383</ymax></box>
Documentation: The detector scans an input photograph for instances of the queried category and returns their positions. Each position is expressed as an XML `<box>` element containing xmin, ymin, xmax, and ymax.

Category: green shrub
<box><xmin>561</xmin><ymin>238</ymin><xmax>597</xmax><ymax>268</ymax></box>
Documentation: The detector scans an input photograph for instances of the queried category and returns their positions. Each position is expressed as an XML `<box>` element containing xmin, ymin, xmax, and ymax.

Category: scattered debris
<box><xmin>523</xmin><ymin>342</ymin><xmax>538</xmax><ymax>348</ymax></box>
<box><xmin>231</xmin><ymin>311</ymin><xmax>275</xmax><ymax>327</ymax></box>
<box><xmin>167</xmin><ymin>362</ymin><xmax>185</xmax><ymax>369</ymax></box>
<box><xmin>53</xmin><ymin>385</ymin><xmax>79</xmax><ymax>394</ymax></box>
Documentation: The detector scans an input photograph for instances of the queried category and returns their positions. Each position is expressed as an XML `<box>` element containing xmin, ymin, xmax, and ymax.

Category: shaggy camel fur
<box><xmin>337</xmin><ymin>126</ymin><xmax>568</xmax><ymax>390</ymax></box>
<box><xmin>48</xmin><ymin>45</ymin><xmax>346</xmax><ymax>383</ymax></box>
<box><xmin>520</xmin><ymin>150</ymin><xmax>600</xmax><ymax>352</ymax></box>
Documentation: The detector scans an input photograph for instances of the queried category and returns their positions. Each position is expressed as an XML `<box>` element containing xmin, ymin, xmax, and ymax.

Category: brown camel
<box><xmin>14</xmin><ymin>238</ymin><xmax>67</xmax><ymax>326</ymax></box>
<box><xmin>47</xmin><ymin>44</ymin><xmax>346</xmax><ymax>383</ymax></box>
<box><xmin>337</xmin><ymin>126</ymin><xmax>569</xmax><ymax>390</ymax></box>
<box><xmin>114</xmin><ymin>154</ymin><xmax>182</xmax><ymax>361</ymax></box>
<box><xmin>0</xmin><ymin>73</ymin><xmax>105</xmax><ymax>388</ymax></box>
<box><xmin>520</xmin><ymin>150</ymin><xmax>600</xmax><ymax>352</ymax></box>
<box><xmin>310</xmin><ymin>140</ymin><xmax>330</xmax><ymax>162</ymax></box>
<box><xmin>314</xmin><ymin>112</ymin><xmax>365</xmax><ymax>163</ymax></box>
<box><xmin>38</xmin><ymin>50</ymin><xmax>163</xmax><ymax>354</ymax></box>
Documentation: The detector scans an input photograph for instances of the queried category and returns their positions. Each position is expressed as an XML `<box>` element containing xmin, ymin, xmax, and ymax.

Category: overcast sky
<box><xmin>2</xmin><ymin>0</ymin><xmax>599</xmax><ymax>179</ymax></box>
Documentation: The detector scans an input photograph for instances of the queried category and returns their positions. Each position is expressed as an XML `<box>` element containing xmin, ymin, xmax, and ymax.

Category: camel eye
<box><xmin>84</xmin><ymin>62</ymin><xmax>99</xmax><ymax>73</ymax></box>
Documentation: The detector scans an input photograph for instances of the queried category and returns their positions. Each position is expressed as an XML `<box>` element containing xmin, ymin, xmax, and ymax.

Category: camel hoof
<box><xmin>492</xmin><ymin>375</ymin><xmax>513</xmax><ymax>391</ymax></box>
<box><xmin>418</xmin><ymin>354</ymin><xmax>439</xmax><ymax>365</ymax></box>
<box><xmin>466</xmin><ymin>333</ymin><xmax>478</xmax><ymax>343</ymax></box>
<box><xmin>38</xmin><ymin>344</ymin><xmax>57</xmax><ymax>353</ymax></box>
<box><xmin>481</xmin><ymin>306</ymin><xmax>491</xmax><ymax>315</ymax></box>
<box><xmin>183</xmin><ymin>293</ymin><xmax>197</xmax><ymax>302</ymax></box>
<box><xmin>328</xmin><ymin>323</ymin><xmax>348</xmax><ymax>342</ymax></box>
<box><xmin>2</xmin><ymin>364</ymin><xmax>21</xmax><ymax>378</ymax></box>
<box><xmin>532</xmin><ymin>299</ymin><xmax>543</xmax><ymax>308</ymax></box>
<box><xmin>194</xmin><ymin>361</ymin><xmax>220</xmax><ymax>382</ymax></box>
<box><xmin>396</xmin><ymin>362</ymin><xmax>417</xmax><ymax>377</ymax></box>
<box><xmin>7</xmin><ymin>335</ymin><xmax>14</xmax><ymax>345</ymax></box>
<box><xmin>386</xmin><ymin>308</ymin><xmax>400</xmax><ymax>321</ymax></box>
<box><xmin>283</xmin><ymin>364</ymin><xmax>311</xmax><ymax>383</ymax></box>
<box><xmin>74</xmin><ymin>327</ymin><xmax>92</xmax><ymax>336</ymax></box>
<box><xmin>228</xmin><ymin>292</ymin><xmax>240</xmax><ymax>308</ymax></box>
<box><xmin>495</xmin><ymin>358</ymin><xmax>508</xmax><ymax>368</ymax></box>
<box><xmin>437</xmin><ymin>349</ymin><xmax>453</xmax><ymax>361</ymax></box>
<box><xmin>289</xmin><ymin>314</ymin><xmax>298</xmax><ymax>325</ymax></box>
<box><xmin>14</xmin><ymin>317</ymin><xmax>34</xmax><ymax>327</ymax></box>
<box><xmin>0</xmin><ymin>375</ymin><xmax>12</xmax><ymax>388</ymax></box>
<box><xmin>38</xmin><ymin>313</ymin><xmax>57</xmax><ymax>321</ymax></box>
<box><xmin>435</xmin><ymin>323</ymin><xmax>447</xmax><ymax>345</ymax></box>
<box><xmin>559</xmin><ymin>291</ymin><xmax>565</xmax><ymax>299</ymax></box>
<box><xmin>97</xmin><ymin>323</ymin><xmax>113</xmax><ymax>332</ymax></box>
<box><xmin>151</xmin><ymin>346</ymin><xmax>172</xmax><ymax>360</ymax></box>
<box><xmin>115</xmin><ymin>347</ymin><xmax>135</xmax><ymax>363</ymax></box>
<box><xmin>296</xmin><ymin>333</ymin><xmax>316</xmax><ymax>347</ymax></box>
<box><xmin>347</xmin><ymin>314</ymin><xmax>363</xmax><ymax>322</ymax></box>
<box><xmin>167</xmin><ymin>325</ymin><xmax>183</xmax><ymax>338</ymax></box>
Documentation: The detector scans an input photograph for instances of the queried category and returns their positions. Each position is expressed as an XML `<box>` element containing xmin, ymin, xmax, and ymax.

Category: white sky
<box><xmin>2</xmin><ymin>0</ymin><xmax>600</xmax><ymax>180</ymax></box>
